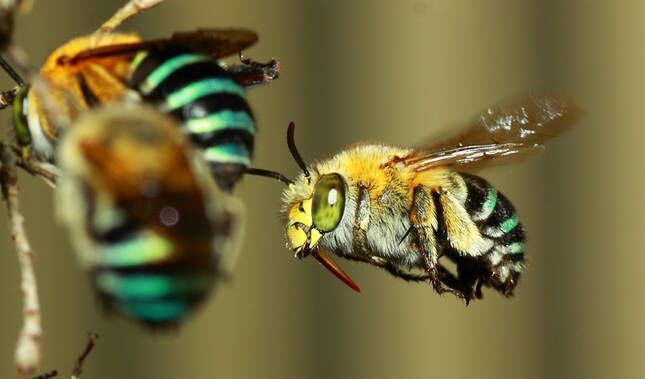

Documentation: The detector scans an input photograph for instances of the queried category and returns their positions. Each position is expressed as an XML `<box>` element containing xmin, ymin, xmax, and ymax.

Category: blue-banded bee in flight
<box><xmin>8</xmin><ymin>1</ymin><xmax>279</xmax><ymax>190</ymax></box>
<box><xmin>249</xmin><ymin>94</ymin><xmax>581</xmax><ymax>301</ymax></box>
<box><xmin>55</xmin><ymin>104</ymin><xmax>243</xmax><ymax>326</ymax></box>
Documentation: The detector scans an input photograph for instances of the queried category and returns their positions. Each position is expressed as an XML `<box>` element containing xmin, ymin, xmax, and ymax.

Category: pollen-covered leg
<box><xmin>411</xmin><ymin>185</ymin><xmax>471</xmax><ymax>300</ymax></box>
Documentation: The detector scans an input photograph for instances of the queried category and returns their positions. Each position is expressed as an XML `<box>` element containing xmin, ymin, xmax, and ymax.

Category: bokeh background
<box><xmin>0</xmin><ymin>1</ymin><xmax>643</xmax><ymax>378</ymax></box>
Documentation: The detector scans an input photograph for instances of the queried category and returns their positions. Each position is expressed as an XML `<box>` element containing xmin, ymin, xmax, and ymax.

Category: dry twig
<box><xmin>97</xmin><ymin>0</ymin><xmax>165</xmax><ymax>34</ymax></box>
<box><xmin>14</xmin><ymin>156</ymin><xmax>59</xmax><ymax>188</ymax></box>
<box><xmin>31</xmin><ymin>370</ymin><xmax>57</xmax><ymax>379</ymax></box>
<box><xmin>30</xmin><ymin>332</ymin><xmax>99</xmax><ymax>379</ymax></box>
<box><xmin>70</xmin><ymin>332</ymin><xmax>98</xmax><ymax>379</ymax></box>
<box><xmin>0</xmin><ymin>142</ymin><xmax>42</xmax><ymax>377</ymax></box>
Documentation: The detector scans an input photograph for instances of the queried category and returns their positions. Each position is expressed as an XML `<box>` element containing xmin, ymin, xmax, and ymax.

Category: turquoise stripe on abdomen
<box><xmin>203</xmin><ymin>143</ymin><xmax>251</xmax><ymax>166</ymax></box>
<box><xmin>186</xmin><ymin>110</ymin><xmax>255</xmax><ymax>134</ymax></box>
<box><xmin>500</xmin><ymin>214</ymin><xmax>519</xmax><ymax>233</ymax></box>
<box><xmin>139</xmin><ymin>53</ymin><xmax>211</xmax><ymax>95</ymax></box>
<box><xmin>506</xmin><ymin>242</ymin><xmax>524</xmax><ymax>254</ymax></box>
<box><xmin>161</xmin><ymin>79</ymin><xmax>246</xmax><ymax>112</ymax></box>
<box><xmin>95</xmin><ymin>272</ymin><xmax>212</xmax><ymax>300</ymax></box>
<box><xmin>483</xmin><ymin>213</ymin><xmax>520</xmax><ymax>238</ymax></box>
<box><xmin>95</xmin><ymin>234</ymin><xmax>173</xmax><ymax>267</ymax></box>
<box><xmin>118</xmin><ymin>299</ymin><xmax>190</xmax><ymax>323</ymax></box>
<box><xmin>473</xmin><ymin>187</ymin><xmax>497</xmax><ymax>221</ymax></box>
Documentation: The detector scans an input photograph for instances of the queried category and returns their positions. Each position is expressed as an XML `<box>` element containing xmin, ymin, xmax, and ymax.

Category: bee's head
<box><xmin>282</xmin><ymin>172</ymin><xmax>357</xmax><ymax>292</ymax></box>
<box><xmin>284</xmin><ymin>173</ymin><xmax>346</xmax><ymax>258</ymax></box>
<box><xmin>247</xmin><ymin>121</ymin><xmax>359</xmax><ymax>292</ymax></box>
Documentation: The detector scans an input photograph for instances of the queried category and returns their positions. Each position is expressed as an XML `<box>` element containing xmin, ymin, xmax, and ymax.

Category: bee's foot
<box><xmin>428</xmin><ymin>267</ymin><xmax>475</xmax><ymax>303</ymax></box>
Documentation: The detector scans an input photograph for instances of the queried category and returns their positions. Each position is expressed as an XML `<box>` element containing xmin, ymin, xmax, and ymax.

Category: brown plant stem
<box><xmin>70</xmin><ymin>332</ymin><xmax>98</xmax><ymax>379</ymax></box>
<box><xmin>97</xmin><ymin>0</ymin><xmax>165</xmax><ymax>34</ymax></box>
<box><xmin>0</xmin><ymin>143</ymin><xmax>42</xmax><ymax>377</ymax></box>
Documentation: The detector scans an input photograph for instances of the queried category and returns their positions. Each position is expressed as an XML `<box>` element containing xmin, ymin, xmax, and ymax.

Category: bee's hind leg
<box><xmin>381</xmin><ymin>258</ymin><xmax>475</xmax><ymax>303</ymax></box>
<box><xmin>228</xmin><ymin>55</ymin><xmax>280</xmax><ymax>89</ymax></box>
<box><xmin>411</xmin><ymin>185</ymin><xmax>473</xmax><ymax>301</ymax></box>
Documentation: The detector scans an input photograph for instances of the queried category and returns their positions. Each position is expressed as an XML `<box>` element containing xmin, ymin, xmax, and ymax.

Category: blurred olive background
<box><xmin>0</xmin><ymin>1</ymin><xmax>643</xmax><ymax>378</ymax></box>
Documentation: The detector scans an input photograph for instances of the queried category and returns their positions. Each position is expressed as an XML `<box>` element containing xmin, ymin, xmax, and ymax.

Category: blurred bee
<box><xmin>8</xmin><ymin>3</ymin><xmax>279</xmax><ymax>190</ymax></box>
<box><xmin>0</xmin><ymin>1</ymin><xmax>248</xmax><ymax>327</ymax></box>
<box><xmin>250</xmin><ymin>94</ymin><xmax>581</xmax><ymax>301</ymax></box>
<box><xmin>55</xmin><ymin>104</ymin><xmax>243</xmax><ymax>326</ymax></box>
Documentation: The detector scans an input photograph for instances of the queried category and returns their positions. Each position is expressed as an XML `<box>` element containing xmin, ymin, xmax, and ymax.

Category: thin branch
<box><xmin>97</xmin><ymin>0</ymin><xmax>165</xmax><ymax>34</ymax></box>
<box><xmin>14</xmin><ymin>153</ymin><xmax>59</xmax><ymax>188</ymax></box>
<box><xmin>30</xmin><ymin>332</ymin><xmax>99</xmax><ymax>379</ymax></box>
<box><xmin>0</xmin><ymin>142</ymin><xmax>42</xmax><ymax>377</ymax></box>
<box><xmin>70</xmin><ymin>332</ymin><xmax>98</xmax><ymax>379</ymax></box>
<box><xmin>31</xmin><ymin>370</ymin><xmax>57</xmax><ymax>379</ymax></box>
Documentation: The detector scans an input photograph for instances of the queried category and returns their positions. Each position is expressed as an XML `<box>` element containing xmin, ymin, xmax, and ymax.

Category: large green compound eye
<box><xmin>12</xmin><ymin>86</ymin><xmax>31</xmax><ymax>148</ymax></box>
<box><xmin>312</xmin><ymin>173</ymin><xmax>346</xmax><ymax>232</ymax></box>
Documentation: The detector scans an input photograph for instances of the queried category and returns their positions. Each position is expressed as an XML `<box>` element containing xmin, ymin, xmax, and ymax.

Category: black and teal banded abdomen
<box><xmin>128</xmin><ymin>48</ymin><xmax>255</xmax><ymax>191</ymax></box>
<box><xmin>461</xmin><ymin>173</ymin><xmax>526</xmax><ymax>295</ymax></box>
<box><xmin>89</xmin><ymin>229</ymin><xmax>216</xmax><ymax>326</ymax></box>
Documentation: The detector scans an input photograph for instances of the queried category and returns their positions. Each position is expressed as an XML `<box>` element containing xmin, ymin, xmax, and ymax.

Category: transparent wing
<box><xmin>69</xmin><ymin>28</ymin><xmax>258</xmax><ymax>63</ymax></box>
<box><xmin>398</xmin><ymin>93</ymin><xmax>582</xmax><ymax>172</ymax></box>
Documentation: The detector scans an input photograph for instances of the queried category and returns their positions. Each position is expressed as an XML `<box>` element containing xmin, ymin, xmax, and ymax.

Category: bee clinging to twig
<box><xmin>7</xmin><ymin>0</ymin><xmax>279</xmax><ymax>190</ymax></box>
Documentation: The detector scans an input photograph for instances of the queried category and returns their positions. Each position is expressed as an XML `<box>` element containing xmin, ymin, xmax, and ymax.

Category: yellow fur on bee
<box><xmin>413</xmin><ymin>167</ymin><xmax>491</xmax><ymax>256</ymax></box>
<box><xmin>316</xmin><ymin>144</ymin><xmax>410</xmax><ymax>201</ymax></box>
<box><xmin>440</xmin><ymin>193</ymin><xmax>490</xmax><ymax>255</ymax></box>
<box><xmin>40</xmin><ymin>33</ymin><xmax>141</xmax><ymax>79</ymax></box>
<box><xmin>410</xmin><ymin>166</ymin><xmax>454</xmax><ymax>192</ymax></box>
<box><xmin>32</xmin><ymin>33</ymin><xmax>141</xmax><ymax>142</ymax></box>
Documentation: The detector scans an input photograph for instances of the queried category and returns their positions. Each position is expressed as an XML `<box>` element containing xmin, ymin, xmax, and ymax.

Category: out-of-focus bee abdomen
<box><xmin>88</xmin><ymin>211</ymin><xmax>216</xmax><ymax>326</ymax></box>
<box><xmin>128</xmin><ymin>48</ymin><xmax>255</xmax><ymax>191</ymax></box>
<box><xmin>458</xmin><ymin>173</ymin><xmax>526</xmax><ymax>295</ymax></box>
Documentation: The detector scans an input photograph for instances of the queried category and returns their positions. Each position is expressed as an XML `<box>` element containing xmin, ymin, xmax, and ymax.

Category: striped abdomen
<box><xmin>128</xmin><ymin>48</ymin><xmax>255</xmax><ymax>191</ymax></box>
<box><xmin>447</xmin><ymin>173</ymin><xmax>526</xmax><ymax>296</ymax></box>
<box><xmin>87</xmin><ymin>204</ymin><xmax>217</xmax><ymax>327</ymax></box>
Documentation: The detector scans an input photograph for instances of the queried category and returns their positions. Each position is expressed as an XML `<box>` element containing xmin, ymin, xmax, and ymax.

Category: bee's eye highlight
<box><xmin>312</xmin><ymin>173</ymin><xmax>345</xmax><ymax>232</ymax></box>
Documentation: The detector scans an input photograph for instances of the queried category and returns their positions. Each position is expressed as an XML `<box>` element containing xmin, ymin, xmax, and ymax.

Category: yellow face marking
<box><xmin>287</xmin><ymin>198</ymin><xmax>312</xmax><ymax>226</ymax></box>
<box><xmin>309</xmin><ymin>229</ymin><xmax>322</xmax><ymax>248</ymax></box>
<box><xmin>286</xmin><ymin>224</ymin><xmax>307</xmax><ymax>250</ymax></box>
<box><xmin>285</xmin><ymin>199</ymin><xmax>313</xmax><ymax>250</ymax></box>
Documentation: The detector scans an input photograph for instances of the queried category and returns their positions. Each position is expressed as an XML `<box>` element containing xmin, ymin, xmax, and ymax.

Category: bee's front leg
<box><xmin>411</xmin><ymin>185</ymin><xmax>473</xmax><ymax>301</ymax></box>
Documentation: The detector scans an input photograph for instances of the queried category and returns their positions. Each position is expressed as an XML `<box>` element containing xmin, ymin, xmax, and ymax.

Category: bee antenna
<box><xmin>245</xmin><ymin>167</ymin><xmax>294</xmax><ymax>185</ymax></box>
<box><xmin>0</xmin><ymin>55</ymin><xmax>24</xmax><ymax>87</ymax></box>
<box><xmin>287</xmin><ymin>121</ymin><xmax>311</xmax><ymax>179</ymax></box>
